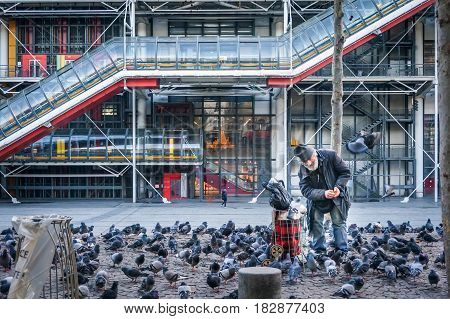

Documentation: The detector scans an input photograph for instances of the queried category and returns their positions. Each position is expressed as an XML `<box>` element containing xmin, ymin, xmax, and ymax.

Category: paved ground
<box><xmin>0</xmin><ymin>197</ymin><xmax>442</xmax><ymax>234</ymax></box>
<box><xmin>0</xmin><ymin>197</ymin><xmax>445</xmax><ymax>299</ymax></box>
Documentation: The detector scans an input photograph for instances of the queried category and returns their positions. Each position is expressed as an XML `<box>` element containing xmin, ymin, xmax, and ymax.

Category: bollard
<box><xmin>238</xmin><ymin>267</ymin><xmax>281</xmax><ymax>299</ymax></box>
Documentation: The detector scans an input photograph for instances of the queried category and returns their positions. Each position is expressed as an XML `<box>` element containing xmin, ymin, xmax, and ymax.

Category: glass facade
<box><xmin>169</xmin><ymin>96</ymin><xmax>272</xmax><ymax>197</ymax></box>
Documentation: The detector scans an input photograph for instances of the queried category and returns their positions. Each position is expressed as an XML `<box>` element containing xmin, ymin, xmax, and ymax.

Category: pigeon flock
<box><xmin>0</xmin><ymin>217</ymin><xmax>447</xmax><ymax>299</ymax></box>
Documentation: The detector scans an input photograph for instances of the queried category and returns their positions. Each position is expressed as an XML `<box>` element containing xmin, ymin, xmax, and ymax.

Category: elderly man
<box><xmin>295</xmin><ymin>144</ymin><xmax>351</xmax><ymax>253</ymax></box>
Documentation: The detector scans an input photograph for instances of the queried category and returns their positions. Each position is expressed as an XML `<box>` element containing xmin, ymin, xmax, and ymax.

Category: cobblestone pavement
<box><xmin>0</xmin><ymin>221</ymin><xmax>447</xmax><ymax>299</ymax></box>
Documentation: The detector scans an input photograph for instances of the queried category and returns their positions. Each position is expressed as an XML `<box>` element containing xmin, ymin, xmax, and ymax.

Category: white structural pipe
<box><xmin>434</xmin><ymin>13</ymin><xmax>439</xmax><ymax>203</ymax></box>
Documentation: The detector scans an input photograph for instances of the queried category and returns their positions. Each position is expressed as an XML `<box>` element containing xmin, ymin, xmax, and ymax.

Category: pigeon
<box><xmin>122</xmin><ymin>266</ymin><xmax>147</xmax><ymax>282</ymax></box>
<box><xmin>408</xmin><ymin>238</ymin><xmax>422</xmax><ymax>255</ymax></box>
<box><xmin>100</xmin><ymin>281</ymin><xmax>118</xmax><ymax>299</ymax></box>
<box><xmin>111</xmin><ymin>253</ymin><xmax>123</xmax><ymax>267</ymax></box>
<box><xmin>245</xmin><ymin>255</ymin><xmax>258</xmax><ymax>268</ymax></box>
<box><xmin>193</xmin><ymin>222</ymin><xmax>208</xmax><ymax>235</ymax></box>
<box><xmin>207</xmin><ymin>274</ymin><xmax>221</xmax><ymax>290</ymax></box>
<box><xmin>385</xmin><ymin>261</ymin><xmax>397</xmax><ymax>282</ymax></box>
<box><xmin>158</xmin><ymin>248</ymin><xmax>169</xmax><ymax>259</ymax></box>
<box><xmin>288</xmin><ymin>257</ymin><xmax>302</xmax><ymax>283</ymax></box>
<box><xmin>348</xmin><ymin>276</ymin><xmax>364</xmax><ymax>292</ymax></box>
<box><xmin>428</xmin><ymin>269</ymin><xmax>440</xmax><ymax>287</ymax></box>
<box><xmin>94</xmin><ymin>270</ymin><xmax>108</xmax><ymax>290</ymax></box>
<box><xmin>425</xmin><ymin>218</ymin><xmax>434</xmax><ymax>233</ymax></box>
<box><xmin>306</xmin><ymin>252</ymin><xmax>319</xmax><ymax>276</ymax></box>
<box><xmin>78</xmin><ymin>285</ymin><xmax>90</xmax><ymax>298</ymax></box>
<box><xmin>179</xmin><ymin>222</ymin><xmax>191</xmax><ymax>235</ymax></box>
<box><xmin>0</xmin><ymin>277</ymin><xmax>12</xmax><ymax>295</ymax></box>
<box><xmin>154</xmin><ymin>222</ymin><xmax>162</xmax><ymax>233</ymax></box>
<box><xmin>422</xmin><ymin>233</ymin><xmax>439</xmax><ymax>244</ymax></box>
<box><xmin>128</xmin><ymin>238</ymin><xmax>144</xmax><ymax>249</ymax></box>
<box><xmin>163</xmin><ymin>267</ymin><xmax>181</xmax><ymax>287</ymax></box>
<box><xmin>168</xmin><ymin>236</ymin><xmax>178</xmax><ymax>253</ymax></box>
<box><xmin>135</xmin><ymin>254</ymin><xmax>145</xmax><ymax>268</ymax></box>
<box><xmin>178</xmin><ymin>282</ymin><xmax>192</xmax><ymax>299</ymax></box>
<box><xmin>0</xmin><ymin>249</ymin><xmax>12</xmax><ymax>271</ymax></box>
<box><xmin>140</xmin><ymin>275</ymin><xmax>155</xmax><ymax>292</ymax></box>
<box><xmin>219</xmin><ymin>267</ymin><xmax>236</xmax><ymax>282</ymax></box>
<box><xmin>325</xmin><ymin>259</ymin><xmax>338</xmax><ymax>280</ymax></box>
<box><xmin>177</xmin><ymin>249</ymin><xmax>192</xmax><ymax>262</ymax></box>
<box><xmin>332</xmin><ymin>283</ymin><xmax>355</xmax><ymax>299</ymax></box>
<box><xmin>418</xmin><ymin>253</ymin><xmax>429</xmax><ymax>268</ymax></box>
<box><xmin>149</xmin><ymin>258</ymin><xmax>164</xmax><ymax>275</ymax></box>
<box><xmin>105</xmin><ymin>240</ymin><xmax>123</xmax><ymax>251</ymax></box>
<box><xmin>187</xmin><ymin>254</ymin><xmax>200</xmax><ymax>270</ymax></box>
<box><xmin>222</xmin><ymin>289</ymin><xmax>238</xmax><ymax>299</ymax></box>
<box><xmin>141</xmin><ymin>290</ymin><xmax>159</xmax><ymax>299</ymax></box>
<box><xmin>343</xmin><ymin>260</ymin><xmax>354</xmax><ymax>277</ymax></box>
<box><xmin>435</xmin><ymin>223</ymin><xmax>443</xmax><ymax>238</ymax></box>
<box><xmin>210</xmin><ymin>261</ymin><xmax>221</xmax><ymax>273</ymax></box>
<box><xmin>410</xmin><ymin>257</ymin><xmax>424</xmax><ymax>281</ymax></box>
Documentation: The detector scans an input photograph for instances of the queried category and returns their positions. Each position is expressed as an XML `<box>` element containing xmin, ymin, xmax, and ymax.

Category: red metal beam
<box><xmin>267</xmin><ymin>0</ymin><xmax>435</xmax><ymax>87</ymax></box>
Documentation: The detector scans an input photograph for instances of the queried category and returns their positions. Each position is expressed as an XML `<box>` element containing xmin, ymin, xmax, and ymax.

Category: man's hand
<box><xmin>324</xmin><ymin>190</ymin><xmax>335</xmax><ymax>199</ymax></box>
<box><xmin>333</xmin><ymin>187</ymin><xmax>340</xmax><ymax>198</ymax></box>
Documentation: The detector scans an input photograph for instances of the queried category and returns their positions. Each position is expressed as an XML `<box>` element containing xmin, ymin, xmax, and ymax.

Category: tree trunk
<box><xmin>437</xmin><ymin>0</ymin><xmax>450</xmax><ymax>297</ymax></box>
<box><xmin>331</xmin><ymin>0</ymin><xmax>345</xmax><ymax>155</ymax></box>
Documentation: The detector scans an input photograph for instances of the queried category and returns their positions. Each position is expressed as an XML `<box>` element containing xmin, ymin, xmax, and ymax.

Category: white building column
<box><xmin>136</xmin><ymin>18</ymin><xmax>148</xmax><ymax>130</ymax></box>
<box><xmin>414</xmin><ymin>21</ymin><xmax>424</xmax><ymax>198</ymax></box>
<box><xmin>0</xmin><ymin>19</ymin><xmax>9</xmax><ymax>77</ymax></box>
<box><xmin>270</xmin><ymin>15</ymin><xmax>288</xmax><ymax>183</ymax></box>
<box><xmin>414</xmin><ymin>97</ymin><xmax>424</xmax><ymax>198</ymax></box>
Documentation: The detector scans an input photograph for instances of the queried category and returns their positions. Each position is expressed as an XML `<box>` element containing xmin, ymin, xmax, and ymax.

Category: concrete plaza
<box><xmin>0</xmin><ymin>197</ymin><xmax>441</xmax><ymax>233</ymax></box>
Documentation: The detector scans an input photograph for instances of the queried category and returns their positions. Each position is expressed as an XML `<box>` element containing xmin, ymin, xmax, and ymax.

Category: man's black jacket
<box><xmin>298</xmin><ymin>149</ymin><xmax>351</xmax><ymax>233</ymax></box>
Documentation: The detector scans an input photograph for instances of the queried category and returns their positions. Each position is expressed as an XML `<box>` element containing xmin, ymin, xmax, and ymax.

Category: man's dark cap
<box><xmin>294</xmin><ymin>144</ymin><xmax>314</xmax><ymax>162</ymax></box>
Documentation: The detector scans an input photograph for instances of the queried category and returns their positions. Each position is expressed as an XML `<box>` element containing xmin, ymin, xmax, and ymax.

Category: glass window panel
<box><xmin>136</xmin><ymin>40</ymin><xmax>156</xmax><ymax>69</ymax></box>
<box><xmin>321</xmin><ymin>14</ymin><xmax>334</xmax><ymax>36</ymax></box>
<box><xmin>278</xmin><ymin>39</ymin><xmax>289</xmax><ymax>69</ymax></box>
<box><xmin>40</xmin><ymin>75</ymin><xmax>68</xmax><ymax>107</ymax></box>
<box><xmin>186</xmin><ymin>28</ymin><xmax>202</xmax><ymax>36</ymax></box>
<box><xmin>26</xmin><ymin>86</ymin><xmax>52</xmax><ymax>117</ymax></box>
<box><xmin>105</xmin><ymin>41</ymin><xmax>125</xmax><ymax>69</ymax></box>
<box><xmin>157</xmin><ymin>41</ymin><xmax>177</xmax><ymax>69</ymax></box>
<box><xmin>307</xmin><ymin>21</ymin><xmax>329</xmax><ymax>44</ymax></box>
<box><xmin>343</xmin><ymin>2</ymin><xmax>365</xmax><ymax>35</ymax></box>
<box><xmin>89</xmin><ymin>134</ymin><xmax>107</xmax><ymax>159</ymax></box>
<box><xmin>199</xmin><ymin>42</ymin><xmax>217</xmax><ymax>69</ymax></box>
<box><xmin>126</xmin><ymin>40</ymin><xmax>135</xmax><ymax>69</ymax></box>
<box><xmin>8</xmin><ymin>95</ymin><xmax>36</xmax><ymax>126</ymax></box>
<box><xmin>70</xmin><ymin>132</ymin><xmax>89</xmax><ymax>159</ymax></box>
<box><xmin>178</xmin><ymin>40</ymin><xmax>197</xmax><ymax>69</ymax></box>
<box><xmin>353</xmin><ymin>0</ymin><xmax>380</xmax><ymax>23</ymax></box>
<box><xmin>371</xmin><ymin>0</ymin><xmax>397</xmax><ymax>15</ymax></box>
<box><xmin>260</xmin><ymin>39</ymin><xmax>278</xmax><ymax>69</ymax></box>
<box><xmin>58</xmin><ymin>67</ymin><xmax>85</xmax><ymax>99</ymax></box>
<box><xmin>89</xmin><ymin>48</ymin><xmax>117</xmax><ymax>79</ymax></box>
<box><xmin>0</xmin><ymin>106</ymin><xmax>19</xmax><ymax>136</ymax></box>
<box><xmin>239</xmin><ymin>41</ymin><xmax>259</xmax><ymax>69</ymax></box>
<box><xmin>31</xmin><ymin>135</ymin><xmax>51</xmax><ymax>160</ymax></box>
<box><xmin>219</xmin><ymin>40</ymin><xmax>238</xmax><ymax>69</ymax></box>
<box><xmin>51</xmin><ymin>134</ymin><xmax>70</xmax><ymax>160</ymax></box>
<box><xmin>73</xmin><ymin>58</ymin><xmax>101</xmax><ymax>89</ymax></box>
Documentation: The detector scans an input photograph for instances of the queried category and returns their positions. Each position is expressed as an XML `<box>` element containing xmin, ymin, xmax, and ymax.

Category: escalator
<box><xmin>1</xmin><ymin>128</ymin><xmax>203</xmax><ymax>165</ymax></box>
<box><xmin>204</xmin><ymin>162</ymin><xmax>254</xmax><ymax>195</ymax></box>
<box><xmin>0</xmin><ymin>0</ymin><xmax>434</xmax><ymax>161</ymax></box>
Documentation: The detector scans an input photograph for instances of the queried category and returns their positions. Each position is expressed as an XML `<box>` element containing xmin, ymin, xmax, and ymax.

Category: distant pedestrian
<box><xmin>221</xmin><ymin>189</ymin><xmax>228</xmax><ymax>207</ymax></box>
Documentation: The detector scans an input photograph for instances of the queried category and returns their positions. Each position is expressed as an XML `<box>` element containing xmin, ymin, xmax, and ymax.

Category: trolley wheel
<box><xmin>261</xmin><ymin>259</ymin><xmax>272</xmax><ymax>267</ymax></box>
<box><xmin>271</xmin><ymin>244</ymin><xmax>284</xmax><ymax>258</ymax></box>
